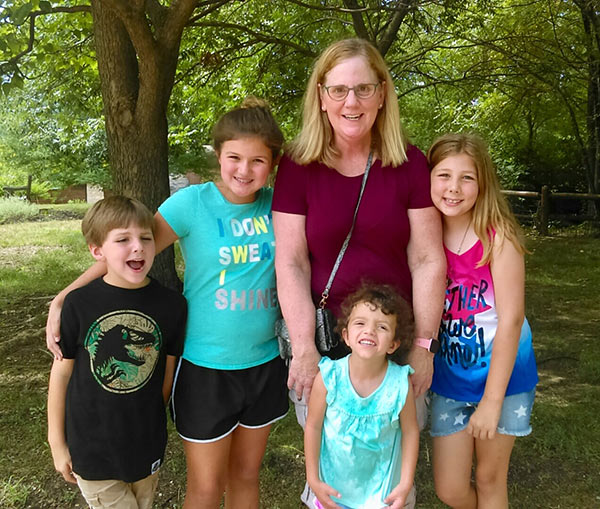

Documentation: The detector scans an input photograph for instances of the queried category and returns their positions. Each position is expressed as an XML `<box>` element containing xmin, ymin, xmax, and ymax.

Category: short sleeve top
<box><xmin>272</xmin><ymin>145</ymin><xmax>432</xmax><ymax>313</ymax></box>
<box><xmin>60</xmin><ymin>278</ymin><xmax>187</xmax><ymax>482</ymax></box>
<box><xmin>318</xmin><ymin>356</ymin><xmax>414</xmax><ymax>508</ymax></box>
<box><xmin>158</xmin><ymin>183</ymin><xmax>279</xmax><ymax>369</ymax></box>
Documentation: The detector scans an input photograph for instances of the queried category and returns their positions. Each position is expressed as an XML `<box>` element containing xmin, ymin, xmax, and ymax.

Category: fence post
<box><xmin>26</xmin><ymin>175</ymin><xmax>32</xmax><ymax>202</ymax></box>
<box><xmin>540</xmin><ymin>185</ymin><xmax>550</xmax><ymax>236</ymax></box>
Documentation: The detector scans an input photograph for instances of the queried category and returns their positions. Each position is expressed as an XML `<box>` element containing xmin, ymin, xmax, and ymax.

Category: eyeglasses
<box><xmin>321</xmin><ymin>82</ymin><xmax>381</xmax><ymax>101</ymax></box>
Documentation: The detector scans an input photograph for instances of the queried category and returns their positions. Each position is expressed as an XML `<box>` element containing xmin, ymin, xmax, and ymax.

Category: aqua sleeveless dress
<box><xmin>318</xmin><ymin>356</ymin><xmax>413</xmax><ymax>508</ymax></box>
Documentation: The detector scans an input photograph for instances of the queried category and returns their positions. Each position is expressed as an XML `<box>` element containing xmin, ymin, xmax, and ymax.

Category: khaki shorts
<box><xmin>74</xmin><ymin>471</ymin><xmax>159</xmax><ymax>509</ymax></box>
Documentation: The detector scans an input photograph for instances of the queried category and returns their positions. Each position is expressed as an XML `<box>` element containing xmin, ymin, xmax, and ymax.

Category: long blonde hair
<box><xmin>288</xmin><ymin>38</ymin><xmax>407</xmax><ymax>168</ymax></box>
<box><xmin>427</xmin><ymin>133</ymin><xmax>526</xmax><ymax>265</ymax></box>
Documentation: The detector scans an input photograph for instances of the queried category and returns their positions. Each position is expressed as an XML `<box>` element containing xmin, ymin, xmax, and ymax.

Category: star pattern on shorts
<box><xmin>439</xmin><ymin>413</ymin><xmax>449</xmax><ymax>421</ymax></box>
<box><xmin>514</xmin><ymin>405</ymin><xmax>528</xmax><ymax>418</ymax></box>
<box><xmin>498</xmin><ymin>426</ymin><xmax>507</xmax><ymax>434</ymax></box>
<box><xmin>454</xmin><ymin>412</ymin><xmax>467</xmax><ymax>425</ymax></box>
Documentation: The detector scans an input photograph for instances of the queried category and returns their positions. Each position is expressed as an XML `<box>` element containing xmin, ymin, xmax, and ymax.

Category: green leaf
<box><xmin>6</xmin><ymin>34</ymin><xmax>22</xmax><ymax>54</ymax></box>
<box><xmin>39</xmin><ymin>1</ymin><xmax>52</xmax><ymax>13</ymax></box>
<box><xmin>9</xmin><ymin>74</ymin><xmax>24</xmax><ymax>90</ymax></box>
<box><xmin>12</xmin><ymin>2</ymin><xmax>33</xmax><ymax>26</ymax></box>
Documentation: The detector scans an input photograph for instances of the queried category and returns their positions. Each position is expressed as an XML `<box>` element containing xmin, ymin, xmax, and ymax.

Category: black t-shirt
<box><xmin>60</xmin><ymin>277</ymin><xmax>187</xmax><ymax>482</ymax></box>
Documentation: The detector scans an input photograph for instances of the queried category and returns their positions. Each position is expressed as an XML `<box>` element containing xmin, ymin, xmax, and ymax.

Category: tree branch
<box><xmin>144</xmin><ymin>0</ymin><xmax>168</xmax><ymax>30</ymax></box>
<box><xmin>283</xmin><ymin>0</ymin><xmax>422</xmax><ymax>13</ymax></box>
<box><xmin>187</xmin><ymin>0</ymin><xmax>231</xmax><ymax>24</ymax></box>
<box><xmin>99</xmin><ymin>0</ymin><xmax>156</xmax><ymax>63</ymax></box>
<box><xmin>189</xmin><ymin>21</ymin><xmax>317</xmax><ymax>57</ymax></box>
<box><xmin>342</xmin><ymin>0</ymin><xmax>370</xmax><ymax>41</ymax></box>
<box><xmin>161</xmin><ymin>0</ymin><xmax>213</xmax><ymax>49</ymax></box>
<box><xmin>1</xmin><ymin>5</ymin><xmax>91</xmax><ymax>73</ymax></box>
<box><xmin>378</xmin><ymin>0</ymin><xmax>418</xmax><ymax>56</ymax></box>
<box><xmin>96</xmin><ymin>0</ymin><xmax>162</xmax><ymax>113</ymax></box>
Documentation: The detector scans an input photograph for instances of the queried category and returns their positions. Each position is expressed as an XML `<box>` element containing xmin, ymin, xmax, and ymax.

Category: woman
<box><xmin>272</xmin><ymin>38</ymin><xmax>446</xmax><ymax>508</ymax></box>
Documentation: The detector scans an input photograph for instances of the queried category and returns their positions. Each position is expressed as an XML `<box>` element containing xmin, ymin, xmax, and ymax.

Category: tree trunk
<box><xmin>579</xmin><ymin>0</ymin><xmax>600</xmax><ymax>216</ymax></box>
<box><xmin>90</xmin><ymin>1</ymin><xmax>181</xmax><ymax>289</ymax></box>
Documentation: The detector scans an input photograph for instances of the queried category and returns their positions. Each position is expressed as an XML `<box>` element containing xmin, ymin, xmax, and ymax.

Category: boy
<box><xmin>47</xmin><ymin>196</ymin><xmax>187</xmax><ymax>509</ymax></box>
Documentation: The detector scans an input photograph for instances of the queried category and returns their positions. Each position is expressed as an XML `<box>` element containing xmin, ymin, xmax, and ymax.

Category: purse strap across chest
<box><xmin>319</xmin><ymin>151</ymin><xmax>373</xmax><ymax>309</ymax></box>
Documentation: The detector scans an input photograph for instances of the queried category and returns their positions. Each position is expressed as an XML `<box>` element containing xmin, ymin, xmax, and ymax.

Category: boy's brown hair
<box><xmin>81</xmin><ymin>196</ymin><xmax>154</xmax><ymax>246</ymax></box>
<box><xmin>337</xmin><ymin>282</ymin><xmax>414</xmax><ymax>363</ymax></box>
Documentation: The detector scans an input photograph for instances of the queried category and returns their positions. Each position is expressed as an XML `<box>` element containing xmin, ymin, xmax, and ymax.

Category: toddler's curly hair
<box><xmin>336</xmin><ymin>282</ymin><xmax>414</xmax><ymax>363</ymax></box>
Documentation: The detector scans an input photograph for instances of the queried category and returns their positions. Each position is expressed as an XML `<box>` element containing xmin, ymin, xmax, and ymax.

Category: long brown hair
<box><xmin>212</xmin><ymin>96</ymin><xmax>284</xmax><ymax>159</ymax></box>
<box><xmin>427</xmin><ymin>133</ymin><xmax>526</xmax><ymax>265</ymax></box>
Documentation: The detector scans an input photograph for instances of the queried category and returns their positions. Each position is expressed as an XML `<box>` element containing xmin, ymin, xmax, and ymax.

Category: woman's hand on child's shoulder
<box><xmin>466</xmin><ymin>398</ymin><xmax>502</xmax><ymax>440</ymax></box>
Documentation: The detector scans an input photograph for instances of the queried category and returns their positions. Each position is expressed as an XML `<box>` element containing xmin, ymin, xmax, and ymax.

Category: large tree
<box><xmin>3</xmin><ymin>0</ymin><xmax>227</xmax><ymax>287</ymax></box>
<box><xmin>2</xmin><ymin>0</ymin><xmax>423</xmax><ymax>284</ymax></box>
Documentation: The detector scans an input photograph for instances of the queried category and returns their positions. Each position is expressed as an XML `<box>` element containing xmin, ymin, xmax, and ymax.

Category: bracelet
<box><xmin>415</xmin><ymin>336</ymin><xmax>440</xmax><ymax>354</ymax></box>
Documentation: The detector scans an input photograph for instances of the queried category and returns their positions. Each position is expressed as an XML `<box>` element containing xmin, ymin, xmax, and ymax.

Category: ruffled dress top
<box><xmin>318</xmin><ymin>356</ymin><xmax>413</xmax><ymax>508</ymax></box>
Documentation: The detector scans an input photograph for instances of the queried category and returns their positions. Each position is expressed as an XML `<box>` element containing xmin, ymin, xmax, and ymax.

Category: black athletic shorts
<box><xmin>171</xmin><ymin>356</ymin><xmax>289</xmax><ymax>442</ymax></box>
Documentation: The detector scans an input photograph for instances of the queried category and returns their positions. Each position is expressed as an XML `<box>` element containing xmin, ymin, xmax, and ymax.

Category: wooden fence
<box><xmin>2</xmin><ymin>175</ymin><xmax>32</xmax><ymax>202</ymax></box>
<box><xmin>3</xmin><ymin>177</ymin><xmax>598</xmax><ymax>235</ymax></box>
<box><xmin>503</xmin><ymin>185</ymin><xmax>600</xmax><ymax>235</ymax></box>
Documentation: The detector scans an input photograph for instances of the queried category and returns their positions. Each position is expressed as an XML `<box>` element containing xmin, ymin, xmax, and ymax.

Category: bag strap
<box><xmin>319</xmin><ymin>151</ymin><xmax>373</xmax><ymax>309</ymax></box>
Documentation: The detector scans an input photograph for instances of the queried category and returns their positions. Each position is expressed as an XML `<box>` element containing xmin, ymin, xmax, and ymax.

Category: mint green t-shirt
<box><xmin>158</xmin><ymin>183</ymin><xmax>279</xmax><ymax>369</ymax></box>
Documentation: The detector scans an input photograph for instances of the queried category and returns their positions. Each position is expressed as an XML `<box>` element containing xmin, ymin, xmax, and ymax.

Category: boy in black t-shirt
<box><xmin>47</xmin><ymin>196</ymin><xmax>187</xmax><ymax>509</ymax></box>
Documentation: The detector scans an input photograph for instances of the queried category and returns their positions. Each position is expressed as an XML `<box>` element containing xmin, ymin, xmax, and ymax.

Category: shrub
<box><xmin>0</xmin><ymin>197</ymin><xmax>39</xmax><ymax>224</ymax></box>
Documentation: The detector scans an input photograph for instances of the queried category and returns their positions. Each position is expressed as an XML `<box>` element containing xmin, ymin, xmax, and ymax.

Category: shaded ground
<box><xmin>1</xmin><ymin>220</ymin><xmax>599</xmax><ymax>508</ymax></box>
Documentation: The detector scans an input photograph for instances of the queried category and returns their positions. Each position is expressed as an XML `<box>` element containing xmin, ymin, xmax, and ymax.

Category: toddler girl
<box><xmin>304</xmin><ymin>283</ymin><xmax>419</xmax><ymax>509</ymax></box>
<box><xmin>428</xmin><ymin>133</ymin><xmax>538</xmax><ymax>508</ymax></box>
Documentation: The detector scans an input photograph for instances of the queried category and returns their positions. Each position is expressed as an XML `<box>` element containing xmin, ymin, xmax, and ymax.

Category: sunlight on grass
<box><xmin>0</xmin><ymin>220</ymin><xmax>85</xmax><ymax>248</ymax></box>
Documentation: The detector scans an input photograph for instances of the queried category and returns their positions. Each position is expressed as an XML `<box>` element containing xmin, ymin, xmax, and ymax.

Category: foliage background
<box><xmin>0</xmin><ymin>0</ymin><xmax>598</xmax><ymax>202</ymax></box>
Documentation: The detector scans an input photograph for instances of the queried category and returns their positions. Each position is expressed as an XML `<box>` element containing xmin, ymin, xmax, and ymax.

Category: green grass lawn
<box><xmin>0</xmin><ymin>217</ymin><xmax>598</xmax><ymax>508</ymax></box>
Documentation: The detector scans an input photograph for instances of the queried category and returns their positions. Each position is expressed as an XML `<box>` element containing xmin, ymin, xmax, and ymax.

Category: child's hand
<box><xmin>309</xmin><ymin>480</ymin><xmax>342</xmax><ymax>509</ymax></box>
<box><xmin>46</xmin><ymin>296</ymin><xmax>63</xmax><ymax>360</ymax></box>
<box><xmin>51</xmin><ymin>443</ymin><xmax>77</xmax><ymax>484</ymax></box>
<box><xmin>466</xmin><ymin>398</ymin><xmax>502</xmax><ymax>440</ymax></box>
<box><xmin>383</xmin><ymin>483</ymin><xmax>411</xmax><ymax>508</ymax></box>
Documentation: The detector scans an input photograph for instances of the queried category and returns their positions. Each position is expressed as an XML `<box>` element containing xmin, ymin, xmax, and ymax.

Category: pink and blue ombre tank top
<box><xmin>431</xmin><ymin>238</ymin><xmax>538</xmax><ymax>402</ymax></box>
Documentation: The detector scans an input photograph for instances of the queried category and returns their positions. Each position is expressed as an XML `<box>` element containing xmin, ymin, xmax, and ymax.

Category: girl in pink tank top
<box><xmin>427</xmin><ymin>134</ymin><xmax>537</xmax><ymax>509</ymax></box>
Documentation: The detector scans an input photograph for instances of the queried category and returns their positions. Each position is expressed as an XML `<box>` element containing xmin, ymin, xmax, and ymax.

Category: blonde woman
<box><xmin>272</xmin><ymin>38</ymin><xmax>446</xmax><ymax>508</ymax></box>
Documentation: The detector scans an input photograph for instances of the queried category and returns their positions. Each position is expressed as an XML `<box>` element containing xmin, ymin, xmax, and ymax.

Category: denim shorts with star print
<box><xmin>429</xmin><ymin>388</ymin><xmax>535</xmax><ymax>437</ymax></box>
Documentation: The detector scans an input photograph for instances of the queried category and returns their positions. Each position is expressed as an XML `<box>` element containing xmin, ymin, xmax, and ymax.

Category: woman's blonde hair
<box><xmin>288</xmin><ymin>38</ymin><xmax>408</xmax><ymax>168</ymax></box>
<box><xmin>427</xmin><ymin>133</ymin><xmax>526</xmax><ymax>265</ymax></box>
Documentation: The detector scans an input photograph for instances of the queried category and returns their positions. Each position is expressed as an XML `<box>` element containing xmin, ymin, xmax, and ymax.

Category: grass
<box><xmin>0</xmin><ymin>214</ymin><xmax>599</xmax><ymax>508</ymax></box>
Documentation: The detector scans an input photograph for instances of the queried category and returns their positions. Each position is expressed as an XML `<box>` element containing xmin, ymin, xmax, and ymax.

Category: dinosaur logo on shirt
<box><xmin>84</xmin><ymin>311</ymin><xmax>162</xmax><ymax>393</ymax></box>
